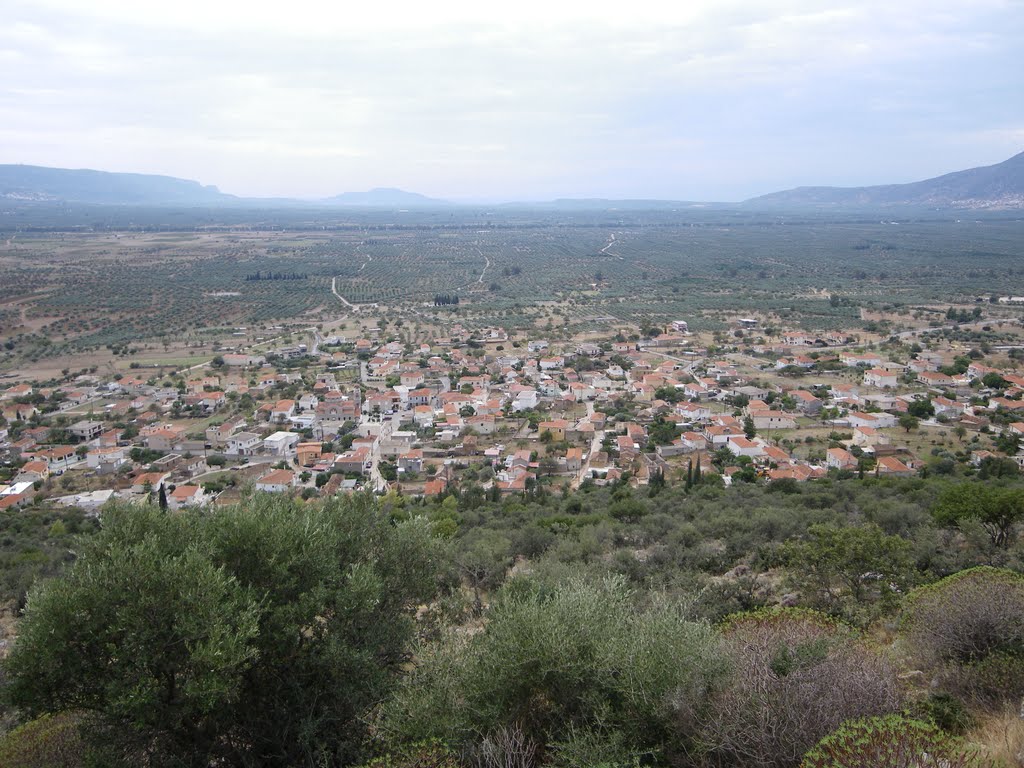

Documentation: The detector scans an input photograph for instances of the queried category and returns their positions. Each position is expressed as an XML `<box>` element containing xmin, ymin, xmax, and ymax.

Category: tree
<box><xmin>782</xmin><ymin>524</ymin><xmax>913</xmax><ymax>622</ymax></box>
<box><xmin>982</xmin><ymin>372</ymin><xmax>1007</xmax><ymax>389</ymax></box>
<box><xmin>743</xmin><ymin>416</ymin><xmax>756</xmax><ymax>439</ymax></box>
<box><xmin>898</xmin><ymin>413</ymin><xmax>919</xmax><ymax>433</ymax></box>
<box><xmin>933</xmin><ymin>482</ymin><xmax>1024</xmax><ymax>547</ymax></box>
<box><xmin>907</xmin><ymin>398</ymin><xmax>935</xmax><ymax>419</ymax></box>
<box><xmin>3</xmin><ymin>496</ymin><xmax>445</xmax><ymax>766</ymax></box>
<box><xmin>455</xmin><ymin>529</ymin><xmax>512</xmax><ymax>614</ymax></box>
<box><xmin>157</xmin><ymin>483</ymin><xmax>168</xmax><ymax>511</ymax></box>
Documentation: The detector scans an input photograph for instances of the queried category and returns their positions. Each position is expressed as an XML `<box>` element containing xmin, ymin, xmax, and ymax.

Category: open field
<box><xmin>2</xmin><ymin>208</ymin><xmax>1023</xmax><ymax>378</ymax></box>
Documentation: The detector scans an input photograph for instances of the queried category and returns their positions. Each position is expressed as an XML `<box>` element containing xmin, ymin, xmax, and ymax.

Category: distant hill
<box><xmin>498</xmin><ymin>198</ymin><xmax>725</xmax><ymax>211</ymax></box>
<box><xmin>323</xmin><ymin>188</ymin><xmax>450</xmax><ymax>207</ymax></box>
<box><xmin>0</xmin><ymin>164</ymin><xmax>234</xmax><ymax>205</ymax></box>
<box><xmin>745</xmin><ymin>151</ymin><xmax>1024</xmax><ymax>210</ymax></box>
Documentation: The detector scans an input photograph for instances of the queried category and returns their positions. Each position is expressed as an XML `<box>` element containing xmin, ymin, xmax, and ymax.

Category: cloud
<box><xmin>1</xmin><ymin>0</ymin><xmax>1021</xmax><ymax>199</ymax></box>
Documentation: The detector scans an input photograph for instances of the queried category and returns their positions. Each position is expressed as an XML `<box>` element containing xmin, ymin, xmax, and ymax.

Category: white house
<box><xmin>255</xmin><ymin>469</ymin><xmax>296</xmax><ymax>493</ymax></box>
<box><xmin>264</xmin><ymin>431</ymin><xmax>299</xmax><ymax>458</ymax></box>
<box><xmin>226</xmin><ymin>432</ymin><xmax>262</xmax><ymax>457</ymax></box>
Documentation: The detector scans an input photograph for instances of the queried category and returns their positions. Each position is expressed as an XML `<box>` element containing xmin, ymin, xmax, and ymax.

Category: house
<box><xmin>564</xmin><ymin>447</ymin><xmax>583</xmax><ymax>472</ymax></box>
<box><xmin>145</xmin><ymin>426</ymin><xmax>185</xmax><ymax>453</ymax></box>
<box><xmin>255</xmin><ymin>470</ymin><xmax>296</xmax><ymax>493</ymax></box>
<box><xmin>86</xmin><ymin>446</ymin><xmax>126</xmax><ymax>472</ymax></box>
<box><xmin>15</xmin><ymin>460</ymin><xmax>49</xmax><ymax>483</ymax></box>
<box><xmin>841</xmin><ymin>352</ymin><xmax>883</xmax><ymax>367</ymax></box>
<box><xmin>131</xmin><ymin>472</ymin><xmax>171</xmax><ymax>494</ymax></box>
<box><xmin>510</xmin><ymin>387</ymin><xmax>539</xmax><ymax>412</ymax></box>
<box><xmin>876</xmin><ymin>456</ymin><xmax>915</xmax><ymax>477</ymax></box>
<box><xmin>846</xmin><ymin>411</ymin><xmax>897</xmax><ymax>429</ymax></box>
<box><xmin>35</xmin><ymin>445</ymin><xmax>78</xmax><ymax>474</ymax></box>
<box><xmin>397</xmin><ymin>449</ymin><xmax>424</xmax><ymax>474</ymax></box>
<box><xmin>790</xmin><ymin>390</ymin><xmax>823</xmax><ymax>415</ymax></box>
<box><xmin>750</xmin><ymin>411</ymin><xmax>797</xmax><ymax>431</ymax></box>
<box><xmin>335</xmin><ymin>447</ymin><xmax>371</xmax><ymax>475</ymax></box>
<box><xmin>918</xmin><ymin>371</ymin><xmax>954</xmax><ymax>388</ymax></box>
<box><xmin>226</xmin><ymin>431</ymin><xmax>261</xmax><ymax>457</ymax></box>
<box><xmin>169</xmin><ymin>485</ymin><xmax>206</xmax><ymax>509</ymax></box>
<box><xmin>864</xmin><ymin>369</ymin><xmax>899</xmax><ymax>389</ymax></box>
<box><xmin>726</xmin><ymin>436</ymin><xmax>765</xmax><ymax>458</ymax></box>
<box><xmin>853</xmin><ymin>426</ymin><xmax>891</xmax><ymax>449</ymax></box>
<box><xmin>270</xmin><ymin>399</ymin><xmax>296</xmax><ymax>422</ymax></box>
<box><xmin>538</xmin><ymin>420</ymin><xmax>569</xmax><ymax>442</ymax></box>
<box><xmin>827</xmin><ymin>447</ymin><xmax>857</xmax><ymax>471</ymax></box>
<box><xmin>263</xmin><ymin>431</ymin><xmax>299</xmax><ymax>459</ymax></box>
<box><xmin>3</xmin><ymin>383</ymin><xmax>33</xmax><ymax>400</ymax></box>
<box><xmin>206</xmin><ymin>419</ymin><xmax>246</xmax><ymax>448</ymax></box>
<box><xmin>69</xmin><ymin>420</ymin><xmax>104</xmax><ymax>442</ymax></box>
<box><xmin>296</xmin><ymin>442</ymin><xmax>323</xmax><ymax>467</ymax></box>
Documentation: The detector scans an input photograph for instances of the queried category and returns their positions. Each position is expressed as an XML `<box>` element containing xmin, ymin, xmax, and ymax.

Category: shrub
<box><xmin>0</xmin><ymin>712</ymin><xmax>87</xmax><ymax>768</ymax></box>
<box><xmin>900</xmin><ymin>567</ymin><xmax>1024</xmax><ymax>705</ymax></box>
<box><xmin>687</xmin><ymin>608</ymin><xmax>902</xmax><ymax>768</ymax></box>
<box><xmin>800</xmin><ymin>714</ymin><xmax>990</xmax><ymax>768</ymax></box>
<box><xmin>381</xmin><ymin>576</ymin><xmax>720</xmax><ymax>766</ymax></box>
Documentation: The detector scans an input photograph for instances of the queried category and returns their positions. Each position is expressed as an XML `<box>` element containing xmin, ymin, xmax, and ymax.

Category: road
<box><xmin>331</xmin><ymin>276</ymin><xmax>378</xmax><ymax>311</ymax></box>
<box><xmin>476</xmin><ymin>245</ymin><xmax>490</xmax><ymax>284</ymax></box>
<box><xmin>573</xmin><ymin>400</ymin><xmax>603</xmax><ymax>489</ymax></box>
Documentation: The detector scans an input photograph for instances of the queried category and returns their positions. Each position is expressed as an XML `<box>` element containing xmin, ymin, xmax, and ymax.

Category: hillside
<box><xmin>0</xmin><ymin>164</ymin><xmax>234</xmax><ymax>205</ymax></box>
<box><xmin>745</xmin><ymin>150</ymin><xmax>1024</xmax><ymax>210</ymax></box>
<box><xmin>323</xmin><ymin>187</ymin><xmax>450</xmax><ymax>207</ymax></box>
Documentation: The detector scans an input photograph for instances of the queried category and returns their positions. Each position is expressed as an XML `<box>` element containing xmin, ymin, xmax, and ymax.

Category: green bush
<box><xmin>381</xmin><ymin>575</ymin><xmax>720</xmax><ymax>765</ymax></box>
<box><xmin>0</xmin><ymin>712</ymin><xmax>87</xmax><ymax>768</ymax></box>
<box><xmin>800</xmin><ymin>714</ymin><xmax>989</xmax><ymax>767</ymax></box>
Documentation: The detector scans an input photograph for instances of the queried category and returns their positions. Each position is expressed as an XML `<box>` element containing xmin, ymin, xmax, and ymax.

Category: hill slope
<box><xmin>323</xmin><ymin>188</ymin><xmax>450</xmax><ymax>207</ymax></box>
<box><xmin>746</xmin><ymin>151</ymin><xmax>1024</xmax><ymax>209</ymax></box>
<box><xmin>0</xmin><ymin>165</ymin><xmax>234</xmax><ymax>205</ymax></box>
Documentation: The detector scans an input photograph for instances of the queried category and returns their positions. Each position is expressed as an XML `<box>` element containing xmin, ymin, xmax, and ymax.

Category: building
<box><xmin>255</xmin><ymin>469</ymin><xmax>296</xmax><ymax>493</ymax></box>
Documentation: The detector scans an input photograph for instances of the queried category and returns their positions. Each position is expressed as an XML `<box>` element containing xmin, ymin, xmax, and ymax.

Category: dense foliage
<box><xmin>3</xmin><ymin>495</ymin><xmax>446</xmax><ymax>767</ymax></box>
<box><xmin>1</xmin><ymin>475</ymin><xmax>1023</xmax><ymax>767</ymax></box>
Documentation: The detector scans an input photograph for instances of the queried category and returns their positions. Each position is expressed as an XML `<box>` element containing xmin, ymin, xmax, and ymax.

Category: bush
<box><xmin>0</xmin><ymin>712</ymin><xmax>87</xmax><ymax>768</ymax></box>
<box><xmin>381</xmin><ymin>575</ymin><xmax>720</xmax><ymax>766</ymax></box>
<box><xmin>686</xmin><ymin>608</ymin><xmax>902</xmax><ymax>768</ymax></box>
<box><xmin>800</xmin><ymin>714</ymin><xmax>989</xmax><ymax>768</ymax></box>
<box><xmin>900</xmin><ymin>566</ymin><xmax>1024</xmax><ymax>705</ymax></box>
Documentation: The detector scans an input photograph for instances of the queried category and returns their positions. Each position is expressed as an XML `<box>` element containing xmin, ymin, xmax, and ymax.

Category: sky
<box><xmin>2</xmin><ymin>0</ymin><xmax>1023</xmax><ymax>202</ymax></box>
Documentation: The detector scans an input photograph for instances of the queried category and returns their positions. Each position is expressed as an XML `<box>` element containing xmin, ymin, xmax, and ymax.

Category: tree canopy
<box><xmin>4</xmin><ymin>494</ymin><xmax>447</xmax><ymax>767</ymax></box>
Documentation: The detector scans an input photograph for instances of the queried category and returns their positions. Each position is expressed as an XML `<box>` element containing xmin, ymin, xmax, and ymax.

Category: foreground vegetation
<box><xmin>1</xmin><ymin>474</ymin><xmax>1023</xmax><ymax>767</ymax></box>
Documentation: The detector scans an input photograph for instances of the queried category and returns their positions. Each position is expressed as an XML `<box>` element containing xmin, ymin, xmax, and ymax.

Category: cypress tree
<box><xmin>158</xmin><ymin>483</ymin><xmax>168</xmax><ymax>511</ymax></box>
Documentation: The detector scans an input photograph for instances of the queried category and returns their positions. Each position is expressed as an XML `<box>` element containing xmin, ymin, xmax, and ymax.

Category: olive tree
<box><xmin>4</xmin><ymin>494</ymin><xmax>446</xmax><ymax>767</ymax></box>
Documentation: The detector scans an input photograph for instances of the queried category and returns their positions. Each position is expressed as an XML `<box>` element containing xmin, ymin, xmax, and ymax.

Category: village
<box><xmin>2</xmin><ymin>314</ymin><xmax>1024</xmax><ymax>514</ymax></box>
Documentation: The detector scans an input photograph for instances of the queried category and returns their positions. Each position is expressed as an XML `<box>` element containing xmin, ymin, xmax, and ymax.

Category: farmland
<box><xmin>2</xmin><ymin>206</ymin><xmax>1023</xmax><ymax>377</ymax></box>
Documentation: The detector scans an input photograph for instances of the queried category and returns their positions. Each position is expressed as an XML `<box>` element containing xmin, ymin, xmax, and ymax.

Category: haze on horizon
<box><xmin>2</xmin><ymin>0</ymin><xmax>1023</xmax><ymax>203</ymax></box>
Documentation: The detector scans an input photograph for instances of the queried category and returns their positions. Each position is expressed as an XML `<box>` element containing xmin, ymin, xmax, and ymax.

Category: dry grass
<box><xmin>970</xmin><ymin>705</ymin><xmax>1024</xmax><ymax>767</ymax></box>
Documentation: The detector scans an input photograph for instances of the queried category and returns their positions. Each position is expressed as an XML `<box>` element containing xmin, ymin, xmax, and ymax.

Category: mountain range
<box><xmin>2</xmin><ymin>151</ymin><xmax>1022</xmax><ymax>209</ymax></box>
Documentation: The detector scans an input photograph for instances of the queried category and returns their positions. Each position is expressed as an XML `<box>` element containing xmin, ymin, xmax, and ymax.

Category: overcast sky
<box><xmin>3</xmin><ymin>0</ymin><xmax>1022</xmax><ymax>201</ymax></box>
